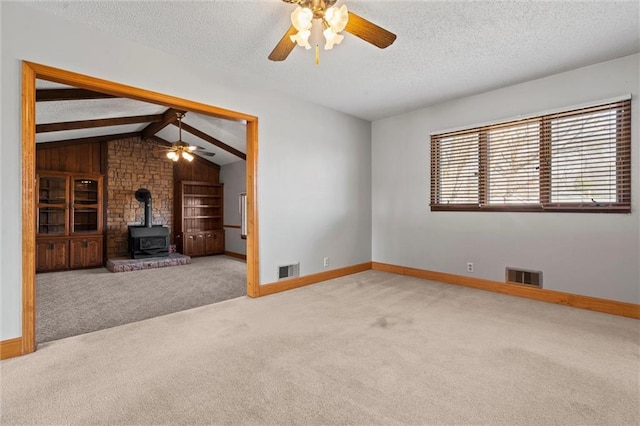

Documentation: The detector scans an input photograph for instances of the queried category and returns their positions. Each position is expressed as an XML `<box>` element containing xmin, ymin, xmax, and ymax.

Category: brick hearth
<box><xmin>106</xmin><ymin>253</ymin><xmax>191</xmax><ymax>273</ymax></box>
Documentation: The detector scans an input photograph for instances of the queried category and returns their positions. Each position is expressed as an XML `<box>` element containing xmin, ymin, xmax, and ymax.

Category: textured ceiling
<box><xmin>26</xmin><ymin>1</ymin><xmax>640</xmax><ymax>121</ymax></box>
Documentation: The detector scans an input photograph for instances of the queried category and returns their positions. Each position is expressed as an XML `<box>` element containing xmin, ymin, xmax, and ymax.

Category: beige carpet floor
<box><xmin>2</xmin><ymin>270</ymin><xmax>639</xmax><ymax>425</ymax></box>
<box><xmin>36</xmin><ymin>255</ymin><xmax>246</xmax><ymax>343</ymax></box>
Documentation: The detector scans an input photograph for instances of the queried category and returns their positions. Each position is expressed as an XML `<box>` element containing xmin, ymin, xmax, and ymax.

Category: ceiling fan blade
<box><xmin>269</xmin><ymin>26</ymin><xmax>298</xmax><ymax>61</ymax></box>
<box><xmin>344</xmin><ymin>12</ymin><xmax>396</xmax><ymax>49</ymax></box>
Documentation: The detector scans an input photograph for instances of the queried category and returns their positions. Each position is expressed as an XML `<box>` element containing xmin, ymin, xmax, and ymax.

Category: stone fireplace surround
<box><xmin>107</xmin><ymin>137</ymin><xmax>174</xmax><ymax>259</ymax></box>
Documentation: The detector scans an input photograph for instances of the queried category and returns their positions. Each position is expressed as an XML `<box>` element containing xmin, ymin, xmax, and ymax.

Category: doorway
<box><xmin>22</xmin><ymin>61</ymin><xmax>260</xmax><ymax>354</ymax></box>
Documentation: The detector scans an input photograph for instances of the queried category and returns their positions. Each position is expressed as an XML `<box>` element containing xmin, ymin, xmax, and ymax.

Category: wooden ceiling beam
<box><xmin>141</xmin><ymin>108</ymin><xmax>184</xmax><ymax>140</ymax></box>
<box><xmin>36</xmin><ymin>88</ymin><xmax>118</xmax><ymax>102</ymax></box>
<box><xmin>147</xmin><ymin>135</ymin><xmax>172</xmax><ymax>147</ymax></box>
<box><xmin>37</xmin><ymin>132</ymin><xmax>141</xmax><ymax>147</ymax></box>
<box><xmin>36</xmin><ymin>114</ymin><xmax>163</xmax><ymax>133</ymax></box>
<box><xmin>177</xmin><ymin>121</ymin><xmax>246</xmax><ymax>160</ymax></box>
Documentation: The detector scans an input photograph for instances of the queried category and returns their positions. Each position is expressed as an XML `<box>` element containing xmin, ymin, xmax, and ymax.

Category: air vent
<box><xmin>278</xmin><ymin>263</ymin><xmax>300</xmax><ymax>280</ymax></box>
<box><xmin>506</xmin><ymin>267</ymin><xmax>542</xmax><ymax>288</ymax></box>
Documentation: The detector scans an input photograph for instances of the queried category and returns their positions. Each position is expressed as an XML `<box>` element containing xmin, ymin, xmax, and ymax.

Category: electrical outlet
<box><xmin>323</xmin><ymin>257</ymin><xmax>329</xmax><ymax>267</ymax></box>
<box><xmin>467</xmin><ymin>262</ymin><xmax>474</xmax><ymax>273</ymax></box>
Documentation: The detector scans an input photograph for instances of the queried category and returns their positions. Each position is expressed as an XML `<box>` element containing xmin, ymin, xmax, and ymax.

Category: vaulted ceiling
<box><xmin>36</xmin><ymin>80</ymin><xmax>247</xmax><ymax>166</ymax></box>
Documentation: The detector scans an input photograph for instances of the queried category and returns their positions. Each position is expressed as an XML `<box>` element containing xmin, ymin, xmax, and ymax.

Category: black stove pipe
<box><xmin>134</xmin><ymin>188</ymin><xmax>153</xmax><ymax>228</ymax></box>
<box><xmin>144</xmin><ymin>199</ymin><xmax>152</xmax><ymax>228</ymax></box>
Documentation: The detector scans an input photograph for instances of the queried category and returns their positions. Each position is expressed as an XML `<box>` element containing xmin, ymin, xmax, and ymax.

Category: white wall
<box><xmin>0</xmin><ymin>3</ymin><xmax>372</xmax><ymax>340</ymax></box>
<box><xmin>372</xmin><ymin>54</ymin><xmax>640</xmax><ymax>304</ymax></box>
<box><xmin>221</xmin><ymin>160</ymin><xmax>247</xmax><ymax>255</ymax></box>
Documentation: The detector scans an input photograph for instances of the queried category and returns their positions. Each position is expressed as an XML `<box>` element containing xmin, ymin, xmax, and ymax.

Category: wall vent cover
<box><xmin>278</xmin><ymin>263</ymin><xmax>300</xmax><ymax>280</ymax></box>
<box><xmin>506</xmin><ymin>267</ymin><xmax>542</xmax><ymax>288</ymax></box>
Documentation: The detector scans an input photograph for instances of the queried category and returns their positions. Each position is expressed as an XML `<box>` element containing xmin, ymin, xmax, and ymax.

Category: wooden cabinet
<box><xmin>183</xmin><ymin>232</ymin><xmax>205</xmax><ymax>257</ymax></box>
<box><xmin>175</xmin><ymin>181</ymin><xmax>224</xmax><ymax>256</ymax></box>
<box><xmin>37</xmin><ymin>174</ymin><xmax>68</xmax><ymax>236</ymax></box>
<box><xmin>36</xmin><ymin>171</ymin><xmax>104</xmax><ymax>272</ymax></box>
<box><xmin>69</xmin><ymin>237</ymin><xmax>103</xmax><ymax>269</ymax></box>
<box><xmin>36</xmin><ymin>239</ymin><xmax>68</xmax><ymax>272</ymax></box>
<box><xmin>211</xmin><ymin>229</ymin><xmax>225</xmax><ymax>254</ymax></box>
<box><xmin>204</xmin><ymin>230</ymin><xmax>224</xmax><ymax>254</ymax></box>
<box><xmin>182</xmin><ymin>230</ymin><xmax>224</xmax><ymax>257</ymax></box>
<box><xmin>37</xmin><ymin>172</ymin><xmax>103</xmax><ymax>236</ymax></box>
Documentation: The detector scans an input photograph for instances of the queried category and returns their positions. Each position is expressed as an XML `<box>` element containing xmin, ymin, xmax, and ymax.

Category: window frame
<box><xmin>430</xmin><ymin>99</ymin><xmax>631</xmax><ymax>213</ymax></box>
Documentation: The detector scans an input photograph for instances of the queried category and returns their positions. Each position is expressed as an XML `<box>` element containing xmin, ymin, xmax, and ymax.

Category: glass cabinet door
<box><xmin>72</xmin><ymin>178</ymin><xmax>99</xmax><ymax>233</ymax></box>
<box><xmin>37</xmin><ymin>176</ymin><xmax>67</xmax><ymax>235</ymax></box>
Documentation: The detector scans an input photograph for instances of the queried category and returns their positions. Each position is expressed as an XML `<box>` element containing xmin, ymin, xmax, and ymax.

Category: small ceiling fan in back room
<box><xmin>269</xmin><ymin>0</ymin><xmax>396</xmax><ymax>64</ymax></box>
<box><xmin>157</xmin><ymin>112</ymin><xmax>216</xmax><ymax>162</ymax></box>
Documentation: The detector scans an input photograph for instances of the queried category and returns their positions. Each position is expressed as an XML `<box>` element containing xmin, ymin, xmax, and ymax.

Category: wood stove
<box><xmin>128</xmin><ymin>188</ymin><xmax>169</xmax><ymax>259</ymax></box>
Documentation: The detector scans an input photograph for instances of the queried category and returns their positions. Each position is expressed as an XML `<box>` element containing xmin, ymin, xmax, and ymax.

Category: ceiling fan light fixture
<box><xmin>181</xmin><ymin>151</ymin><xmax>194</xmax><ymax>162</ymax></box>
<box><xmin>290</xmin><ymin>29</ymin><xmax>312</xmax><ymax>49</ymax></box>
<box><xmin>325</xmin><ymin>5</ymin><xmax>348</xmax><ymax>33</ymax></box>
<box><xmin>269</xmin><ymin>0</ymin><xmax>396</xmax><ymax>62</ymax></box>
<box><xmin>291</xmin><ymin>6</ymin><xmax>313</xmax><ymax>31</ymax></box>
<box><xmin>166</xmin><ymin>112</ymin><xmax>199</xmax><ymax>162</ymax></box>
<box><xmin>323</xmin><ymin>24</ymin><xmax>344</xmax><ymax>50</ymax></box>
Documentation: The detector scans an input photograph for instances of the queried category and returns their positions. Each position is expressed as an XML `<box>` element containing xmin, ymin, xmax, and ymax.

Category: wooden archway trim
<box><xmin>21</xmin><ymin>61</ymin><xmax>260</xmax><ymax>356</ymax></box>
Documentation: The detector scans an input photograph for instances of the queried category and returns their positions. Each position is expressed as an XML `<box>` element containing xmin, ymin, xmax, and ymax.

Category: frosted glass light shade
<box><xmin>290</xmin><ymin>29</ymin><xmax>312</xmax><ymax>49</ymax></box>
<box><xmin>181</xmin><ymin>151</ymin><xmax>194</xmax><ymax>162</ymax></box>
<box><xmin>167</xmin><ymin>151</ymin><xmax>179</xmax><ymax>161</ymax></box>
<box><xmin>291</xmin><ymin>6</ymin><xmax>313</xmax><ymax>31</ymax></box>
<box><xmin>323</xmin><ymin>27</ymin><xmax>344</xmax><ymax>50</ymax></box>
<box><xmin>325</xmin><ymin>5</ymin><xmax>348</xmax><ymax>33</ymax></box>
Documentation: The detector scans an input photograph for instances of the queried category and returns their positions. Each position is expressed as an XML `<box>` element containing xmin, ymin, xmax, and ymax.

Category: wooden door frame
<box><xmin>21</xmin><ymin>61</ymin><xmax>260</xmax><ymax>355</ymax></box>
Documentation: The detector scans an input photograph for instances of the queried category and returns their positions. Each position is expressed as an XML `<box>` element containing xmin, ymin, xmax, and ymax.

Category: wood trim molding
<box><xmin>259</xmin><ymin>262</ymin><xmax>372</xmax><ymax>297</ymax></box>
<box><xmin>0</xmin><ymin>338</ymin><xmax>24</xmax><ymax>360</ymax></box>
<box><xmin>27</xmin><ymin>63</ymin><xmax>253</xmax><ymax>122</ymax></box>
<box><xmin>224</xmin><ymin>251</ymin><xmax>247</xmax><ymax>261</ymax></box>
<box><xmin>372</xmin><ymin>262</ymin><xmax>640</xmax><ymax>319</ymax></box>
<box><xmin>22</xmin><ymin>63</ymin><xmax>37</xmax><ymax>355</ymax></box>
<box><xmin>245</xmin><ymin>120</ymin><xmax>259</xmax><ymax>298</ymax></box>
<box><xmin>21</xmin><ymin>61</ymin><xmax>261</xmax><ymax>355</ymax></box>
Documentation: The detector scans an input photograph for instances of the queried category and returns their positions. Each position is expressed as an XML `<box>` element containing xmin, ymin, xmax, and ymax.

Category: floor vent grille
<box><xmin>278</xmin><ymin>263</ymin><xmax>300</xmax><ymax>280</ymax></box>
<box><xmin>506</xmin><ymin>267</ymin><xmax>542</xmax><ymax>288</ymax></box>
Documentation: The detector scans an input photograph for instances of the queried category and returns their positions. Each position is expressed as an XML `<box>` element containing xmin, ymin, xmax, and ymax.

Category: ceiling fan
<box><xmin>159</xmin><ymin>112</ymin><xmax>216</xmax><ymax>162</ymax></box>
<box><xmin>269</xmin><ymin>0</ymin><xmax>396</xmax><ymax>62</ymax></box>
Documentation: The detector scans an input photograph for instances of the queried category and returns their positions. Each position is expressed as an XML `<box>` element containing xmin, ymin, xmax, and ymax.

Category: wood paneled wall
<box><xmin>174</xmin><ymin>156</ymin><xmax>220</xmax><ymax>183</ymax></box>
<box><xmin>35</xmin><ymin>140</ymin><xmax>220</xmax><ymax>181</ymax></box>
<box><xmin>36</xmin><ymin>137</ymin><xmax>221</xmax><ymax>260</ymax></box>
<box><xmin>36</xmin><ymin>141</ymin><xmax>103</xmax><ymax>174</ymax></box>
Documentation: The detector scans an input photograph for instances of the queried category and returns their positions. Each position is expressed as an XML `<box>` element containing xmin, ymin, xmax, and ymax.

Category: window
<box><xmin>430</xmin><ymin>99</ymin><xmax>631</xmax><ymax>212</ymax></box>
